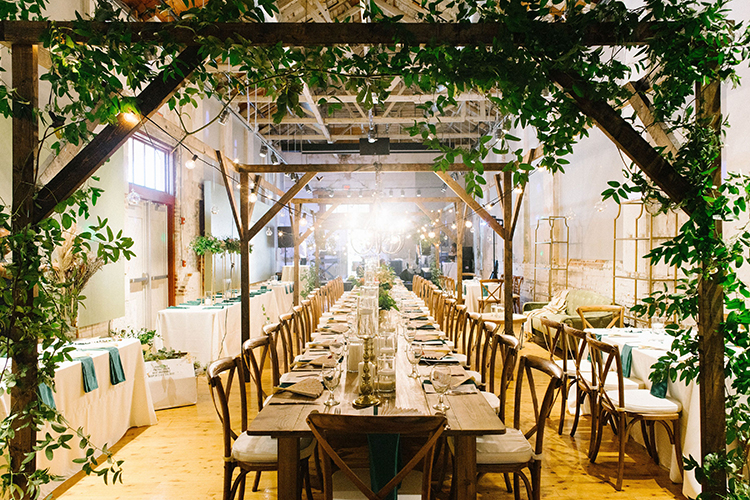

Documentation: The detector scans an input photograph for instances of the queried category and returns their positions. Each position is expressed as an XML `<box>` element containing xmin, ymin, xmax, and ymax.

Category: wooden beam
<box><xmin>291</xmin><ymin>196</ymin><xmax>461</xmax><ymax>204</ymax></box>
<box><xmin>696</xmin><ymin>77</ymin><xmax>726</xmax><ymax>500</ymax></box>
<box><xmin>435</xmin><ymin>171</ymin><xmax>505</xmax><ymax>240</ymax></box>
<box><xmin>240</xmin><ymin>172</ymin><xmax>251</xmax><ymax>346</ymax></box>
<box><xmin>236</xmin><ymin>163</ymin><xmax>509</xmax><ymax>173</ymax></box>
<box><xmin>217</xmin><ymin>151</ymin><xmax>242</xmax><ymax>237</ymax></box>
<box><xmin>247</xmin><ymin>174</ymin><xmax>263</xmax><ymax>226</ymax></box>
<box><xmin>292</xmin><ymin>204</ymin><xmax>300</xmax><ymax>306</ymax></box>
<box><xmin>0</xmin><ymin>20</ymin><xmax>665</xmax><ymax>47</ymax></box>
<box><xmin>10</xmin><ymin>43</ymin><xmax>39</xmax><ymax>494</ymax></box>
<box><xmin>33</xmin><ymin>45</ymin><xmax>204</xmax><ymax>223</ymax></box>
<box><xmin>297</xmin><ymin>202</ymin><xmax>340</xmax><ymax>243</ymax></box>
<box><xmin>302</xmin><ymin>82</ymin><xmax>332</xmax><ymax>143</ymax></box>
<box><xmin>625</xmin><ymin>81</ymin><xmax>680</xmax><ymax>158</ymax></box>
<box><xmin>247</xmin><ymin>172</ymin><xmax>316</xmax><ymax>241</ymax></box>
<box><xmin>252</xmin><ymin>91</ymin><xmax>500</xmax><ymax>104</ymax></box>
<box><xmin>502</xmin><ymin>171</ymin><xmax>514</xmax><ymax>337</ymax></box>
<box><xmin>551</xmin><ymin>70</ymin><xmax>693</xmax><ymax>212</ymax></box>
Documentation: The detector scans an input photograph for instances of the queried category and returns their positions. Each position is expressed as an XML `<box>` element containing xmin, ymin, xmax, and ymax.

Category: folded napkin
<box><xmin>38</xmin><ymin>383</ymin><xmax>56</xmax><ymax>409</ymax></box>
<box><xmin>273</xmin><ymin>378</ymin><xmax>324</xmax><ymax>399</ymax></box>
<box><xmin>170</xmin><ymin>306</ymin><xmax>190</xmax><ymax>309</ymax></box>
<box><xmin>77</xmin><ymin>346</ymin><xmax>126</xmax><ymax>386</ymax></box>
<box><xmin>408</xmin><ymin>315</ymin><xmax>429</xmax><ymax>321</ymax></box>
<box><xmin>414</xmin><ymin>332</ymin><xmax>442</xmax><ymax>342</ymax></box>
<box><xmin>368</xmin><ymin>434</ymin><xmax>400</xmax><ymax>500</ymax></box>
<box><xmin>650</xmin><ymin>380</ymin><xmax>668</xmax><ymax>398</ymax></box>
<box><xmin>621</xmin><ymin>344</ymin><xmax>633</xmax><ymax>378</ymax></box>
<box><xmin>416</xmin><ymin>324</ymin><xmax>437</xmax><ymax>330</ymax></box>
<box><xmin>79</xmin><ymin>356</ymin><xmax>98</xmax><ymax>393</ymax></box>
<box><xmin>204</xmin><ymin>305</ymin><xmax>227</xmax><ymax>309</ymax></box>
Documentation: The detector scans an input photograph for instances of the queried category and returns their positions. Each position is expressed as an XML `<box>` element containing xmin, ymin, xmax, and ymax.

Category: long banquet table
<box><xmin>247</xmin><ymin>287</ymin><xmax>505</xmax><ymax>500</ymax></box>
<box><xmin>586</xmin><ymin>327</ymin><xmax>700</xmax><ymax>498</ymax></box>
<box><xmin>156</xmin><ymin>289</ymin><xmax>279</xmax><ymax>366</ymax></box>
<box><xmin>0</xmin><ymin>338</ymin><xmax>157</xmax><ymax>497</ymax></box>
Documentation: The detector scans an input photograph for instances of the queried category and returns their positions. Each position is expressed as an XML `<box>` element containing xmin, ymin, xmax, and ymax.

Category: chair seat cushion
<box><xmin>574</xmin><ymin>371</ymin><xmax>644</xmax><ymax>391</ymax></box>
<box><xmin>465</xmin><ymin>370</ymin><xmax>482</xmax><ymax>385</ymax></box>
<box><xmin>331</xmin><ymin>468</ymin><xmax>423</xmax><ymax>499</ymax></box>
<box><xmin>555</xmin><ymin>359</ymin><xmax>591</xmax><ymax>376</ymax></box>
<box><xmin>481</xmin><ymin>391</ymin><xmax>500</xmax><ymax>413</ymax></box>
<box><xmin>232</xmin><ymin>434</ymin><xmax>315</xmax><ymax>463</ymax></box>
<box><xmin>476</xmin><ymin>429</ymin><xmax>533</xmax><ymax>464</ymax></box>
<box><xmin>605</xmin><ymin>389</ymin><xmax>682</xmax><ymax>413</ymax></box>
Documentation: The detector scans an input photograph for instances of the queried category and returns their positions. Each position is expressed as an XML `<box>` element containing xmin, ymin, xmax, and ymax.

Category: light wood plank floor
<box><xmin>54</xmin><ymin>343</ymin><xmax>685</xmax><ymax>499</ymax></box>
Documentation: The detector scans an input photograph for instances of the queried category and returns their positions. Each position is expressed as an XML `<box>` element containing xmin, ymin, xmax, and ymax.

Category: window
<box><xmin>128</xmin><ymin>137</ymin><xmax>172</xmax><ymax>193</ymax></box>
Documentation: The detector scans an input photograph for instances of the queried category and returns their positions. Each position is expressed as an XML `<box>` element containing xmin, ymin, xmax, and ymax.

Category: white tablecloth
<box><xmin>270</xmin><ymin>281</ymin><xmax>294</xmax><ymax>316</ymax></box>
<box><xmin>441</xmin><ymin>262</ymin><xmax>457</xmax><ymax>280</ymax></box>
<box><xmin>156</xmin><ymin>291</ymin><xmax>280</xmax><ymax>366</ymax></box>
<box><xmin>281</xmin><ymin>265</ymin><xmax>309</xmax><ymax>282</ymax></box>
<box><xmin>587</xmin><ymin>328</ymin><xmax>700</xmax><ymax>498</ymax></box>
<box><xmin>0</xmin><ymin>338</ymin><xmax>157</xmax><ymax>497</ymax></box>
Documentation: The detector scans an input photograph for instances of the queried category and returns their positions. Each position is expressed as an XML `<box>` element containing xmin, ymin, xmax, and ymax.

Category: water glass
<box><xmin>322</xmin><ymin>366</ymin><xmax>341</xmax><ymax>407</ymax></box>
<box><xmin>406</xmin><ymin>343</ymin><xmax>423</xmax><ymax>379</ymax></box>
<box><xmin>430</xmin><ymin>365</ymin><xmax>452</xmax><ymax>413</ymax></box>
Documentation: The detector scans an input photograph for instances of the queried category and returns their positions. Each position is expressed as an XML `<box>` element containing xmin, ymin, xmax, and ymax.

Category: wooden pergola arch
<box><xmin>5</xmin><ymin>18</ymin><xmax>724</xmax><ymax>499</ymax></box>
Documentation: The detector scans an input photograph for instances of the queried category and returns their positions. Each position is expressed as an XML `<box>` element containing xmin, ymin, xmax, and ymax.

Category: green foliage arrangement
<box><xmin>300</xmin><ymin>261</ymin><xmax>320</xmax><ymax>299</ymax></box>
<box><xmin>189</xmin><ymin>235</ymin><xmax>223</xmax><ymax>256</ymax></box>
<box><xmin>1</xmin><ymin>0</ymin><xmax>749</xmax><ymax>496</ymax></box>
<box><xmin>376</xmin><ymin>264</ymin><xmax>398</xmax><ymax>311</ymax></box>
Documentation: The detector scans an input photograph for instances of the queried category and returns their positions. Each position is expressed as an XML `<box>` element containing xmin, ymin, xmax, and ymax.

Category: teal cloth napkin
<box><xmin>78</xmin><ymin>347</ymin><xmax>126</xmax><ymax>386</ymax></box>
<box><xmin>621</xmin><ymin>344</ymin><xmax>633</xmax><ymax>378</ymax></box>
<box><xmin>410</xmin><ymin>315</ymin><xmax>429</xmax><ymax>321</ymax></box>
<box><xmin>368</xmin><ymin>434</ymin><xmax>400</xmax><ymax>500</ymax></box>
<box><xmin>38</xmin><ymin>383</ymin><xmax>56</xmax><ymax>409</ymax></box>
<box><xmin>416</xmin><ymin>324</ymin><xmax>436</xmax><ymax>330</ymax></box>
<box><xmin>204</xmin><ymin>305</ymin><xmax>226</xmax><ymax>309</ymax></box>
<box><xmin>79</xmin><ymin>356</ymin><xmax>98</xmax><ymax>393</ymax></box>
<box><xmin>170</xmin><ymin>306</ymin><xmax>190</xmax><ymax>309</ymax></box>
<box><xmin>650</xmin><ymin>380</ymin><xmax>668</xmax><ymax>398</ymax></box>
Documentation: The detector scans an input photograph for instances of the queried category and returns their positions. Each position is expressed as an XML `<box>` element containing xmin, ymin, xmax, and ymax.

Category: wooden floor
<box><xmin>54</xmin><ymin>343</ymin><xmax>686</xmax><ymax>499</ymax></box>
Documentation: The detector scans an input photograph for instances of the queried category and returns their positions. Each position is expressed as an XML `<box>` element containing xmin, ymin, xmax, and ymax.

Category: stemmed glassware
<box><xmin>406</xmin><ymin>343</ymin><xmax>423</xmax><ymax>379</ymax></box>
<box><xmin>322</xmin><ymin>365</ymin><xmax>341</xmax><ymax>407</ymax></box>
<box><xmin>430</xmin><ymin>365</ymin><xmax>452</xmax><ymax>413</ymax></box>
<box><xmin>330</xmin><ymin>341</ymin><xmax>344</xmax><ymax>364</ymax></box>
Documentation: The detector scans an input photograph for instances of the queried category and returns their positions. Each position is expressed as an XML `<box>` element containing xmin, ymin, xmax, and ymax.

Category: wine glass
<box><xmin>406</xmin><ymin>343</ymin><xmax>423</xmax><ymax>379</ymax></box>
<box><xmin>404</xmin><ymin>325</ymin><xmax>417</xmax><ymax>343</ymax></box>
<box><xmin>330</xmin><ymin>341</ymin><xmax>344</xmax><ymax>363</ymax></box>
<box><xmin>430</xmin><ymin>365</ymin><xmax>452</xmax><ymax>413</ymax></box>
<box><xmin>322</xmin><ymin>366</ymin><xmax>341</xmax><ymax>407</ymax></box>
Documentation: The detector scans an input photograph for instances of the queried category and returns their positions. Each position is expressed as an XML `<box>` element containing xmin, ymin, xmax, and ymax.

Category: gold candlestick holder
<box><xmin>353</xmin><ymin>336</ymin><xmax>380</xmax><ymax>409</ymax></box>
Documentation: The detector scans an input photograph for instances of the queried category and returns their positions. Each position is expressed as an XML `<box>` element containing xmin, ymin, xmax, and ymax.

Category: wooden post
<box><xmin>292</xmin><ymin>204</ymin><xmax>301</xmax><ymax>306</ymax></box>
<box><xmin>503</xmin><ymin>171</ymin><xmax>514</xmax><ymax>337</ymax></box>
<box><xmin>455</xmin><ymin>203</ymin><xmax>465</xmax><ymax>304</ymax></box>
<box><xmin>10</xmin><ymin>43</ymin><xmax>39</xmax><ymax>496</ymax></box>
<box><xmin>240</xmin><ymin>172</ymin><xmax>251</xmax><ymax>345</ymax></box>
<box><xmin>697</xmin><ymin>78</ymin><xmax>725</xmax><ymax>500</ymax></box>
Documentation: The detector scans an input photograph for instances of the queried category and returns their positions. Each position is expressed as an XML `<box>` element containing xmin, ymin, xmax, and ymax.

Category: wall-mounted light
<box><xmin>185</xmin><ymin>154</ymin><xmax>198</xmax><ymax>170</ymax></box>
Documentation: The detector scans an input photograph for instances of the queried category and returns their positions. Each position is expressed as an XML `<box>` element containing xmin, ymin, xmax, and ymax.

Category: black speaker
<box><xmin>278</xmin><ymin>226</ymin><xmax>293</xmax><ymax>248</ymax></box>
<box><xmin>462</xmin><ymin>246</ymin><xmax>474</xmax><ymax>273</ymax></box>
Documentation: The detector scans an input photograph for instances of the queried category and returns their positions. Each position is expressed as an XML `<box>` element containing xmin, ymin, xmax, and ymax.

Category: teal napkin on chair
<box><xmin>38</xmin><ymin>383</ymin><xmax>56</xmax><ymax>409</ymax></box>
<box><xmin>368</xmin><ymin>434</ymin><xmax>400</xmax><ymax>500</ymax></box>
<box><xmin>79</xmin><ymin>356</ymin><xmax>98</xmax><ymax>393</ymax></box>
<box><xmin>650</xmin><ymin>380</ymin><xmax>668</xmax><ymax>398</ymax></box>
<box><xmin>621</xmin><ymin>344</ymin><xmax>633</xmax><ymax>378</ymax></box>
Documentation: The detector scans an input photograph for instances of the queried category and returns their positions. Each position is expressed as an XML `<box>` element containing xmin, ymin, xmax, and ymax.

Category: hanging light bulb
<box><xmin>451</xmin><ymin>223</ymin><xmax>457</xmax><ymax>230</ymax></box>
<box><xmin>299</xmin><ymin>213</ymin><xmax>308</xmax><ymax>226</ymax></box>
<box><xmin>428</xmin><ymin>231</ymin><xmax>436</xmax><ymax>238</ymax></box>
<box><xmin>248</xmin><ymin>180</ymin><xmax>255</xmax><ymax>190</ymax></box>
<box><xmin>465</xmin><ymin>220</ymin><xmax>473</xmax><ymax>228</ymax></box>
<box><xmin>211</xmin><ymin>206</ymin><xmax>219</xmax><ymax>215</ymax></box>
<box><xmin>121</xmin><ymin>112</ymin><xmax>140</xmax><ymax>125</ymax></box>
<box><xmin>259</xmin><ymin>144</ymin><xmax>268</xmax><ymax>157</ymax></box>
<box><xmin>185</xmin><ymin>154</ymin><xmax>198</xmax><ymax>170</ymax></box>
<box><xmin>266</xmin><ymin>227</ymin><xmax>273</xmax><ymax>237</ymax></box>
<box><xmin>248</xmin><ymin>192</ymin><xmax>258</xmax><ymax>203</ymax></box>
<box><xmin>486</xmin><ymin>202</ymin><xmax>495</xmax><ymax>210</ymax></box>
<box><xmin>126</xmin><ymin>189</ymin><xmax>141</xmax><ymax>206</ymax></box>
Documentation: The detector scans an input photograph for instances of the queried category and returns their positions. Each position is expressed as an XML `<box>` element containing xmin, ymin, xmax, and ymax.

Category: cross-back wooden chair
<box><xmin>207</xmin><ymin>354</ymin><xmax>315</xmax><ymax>500</ymax></box>
<box><xmin>587</xmin><ymin>335</ymin><xmax>683</xmax><ymax>491</ymax></box>
<box><xmin>292</xmin><ymin>305</ymin><xmax>310</xmax><ymax>353</ymax></box>
<box><xmin>540</xmin><ymin>318</ymin><xmax>577</xmax><ymax>435</ymax></box>
<box><xmin>447</xmin><ymin>304</ymin><xmax>468</xmax><ymax>361</ymax></box>
<box><xmin>478</xmin><ymin>279</ymin><xmax>504</xmax><ymax>313</ymax></box>
<box><xmin>576</xmin><ymin>304</ymin><xmax>625</xmax><ymax>329</ymax></box>
<box><xmin>512</xmin><ymin>275</ymin><xmax>524</xmax><ymax>313</ymax></box>
<box><xmin>449</xmin><ymin>355</ymin><xmax>562</xmax><ymax>500</ymax></box>
<box><xmin>307</xmin><ymin>413</ymin><xmax>447</xmax><ymax>500</ymax></box>
<box><xmin>442</xmin><ymin>298</ymin><xmax>456</xmax><ymax>334</ymax></box>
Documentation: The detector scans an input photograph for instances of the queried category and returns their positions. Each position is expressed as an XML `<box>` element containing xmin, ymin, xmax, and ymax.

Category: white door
<box><xmin>125</xmin><ymin>200</ymin><xmax>169</xmax><ymax>330</ymax></box>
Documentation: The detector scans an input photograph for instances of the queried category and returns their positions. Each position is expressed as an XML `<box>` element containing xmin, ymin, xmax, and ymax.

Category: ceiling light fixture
<box><xmin>271</xmin><ymin>153</ymin><xmax>280</xmax><ymax>165</ymax></box>
<box><xmin>218</xmin><ymin>109</ymin><xmax>230</xmax><ymax>125</ymax></box>
<box><xmin>259</xmin><ymin>144</ymin><xmax>268</xmax><ymax>157</ymax></box>
<box><xmin>401</xmin><ymin>189</ymin><xmax>405</xmax><ymax>197</ymax></box>
<box><xmin>417</xmin><ymin>189</ymin><xmax>422</xmax><ymax>197</ymax></box>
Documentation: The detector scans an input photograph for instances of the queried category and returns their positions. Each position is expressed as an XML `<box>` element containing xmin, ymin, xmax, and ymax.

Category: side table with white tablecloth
<box><xmin>0</xmin><ymin>338</ymin><xmax>157</xmax><ymax>497</ymax></box>
<box><xmin>586</xmin><ymin>328</ymin><xmax>700</xmax><ymax>498</ymax></box>
<box><xmin>281</xmin><ymin>265</ymin><xmax>309</xmax><ymax>282</ymax></box>
<box><xmin>441</xmin><ymin>262</ymin><xmax>457</xmax><ymax>280</ymax></box>
<box><xmin>270</xmin><ymin>281</ymin><xmax>294</xmax><ymax>316</ymax></box>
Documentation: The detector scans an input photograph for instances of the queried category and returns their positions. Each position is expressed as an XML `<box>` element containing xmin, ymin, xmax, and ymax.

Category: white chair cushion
<box><xmin>331</xmin><ymin>467</ymin><xmax>423</xmax><ymax>499</ymax></box>
<box><xmin>232</xmin><ymin>434</ymin><xmax>316</xmax><ymax>463</ymax></box>
<box><xmin>464</xmin><ymin>370</ymin><xmax>482</xmax><ymax>384</ymax></box>
<box><xmin>605</xmin><ymin>389</ymin><xmax>682</xmax><ymax>413</ymax></box>
<box><xmin>555</xmin><ymin>359</ymin><xmax>591</xmax><ymax>376</ymax></box>
<box><xmin>475</xmin><ymin>429</ymin><xmax>533</xmax><ymax>464</ymax></box>
<box><xmin>481</xmin><ymin>391</ymin><xmax>500</xmax><ymax>414</ymax></box>
<box><xmin>575</xmin><ymin>371</ymin><xmax>644</xmax><ymax>391</ymax></box>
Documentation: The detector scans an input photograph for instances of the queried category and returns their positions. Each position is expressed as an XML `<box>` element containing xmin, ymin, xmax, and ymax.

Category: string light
<box><xmin>248</xmin><ymin>192</ymin><xmax>258</xmax><ymax>203</ymax></box>
<box><xmin>185</xmin><ymin>154</ymin><xmax>198</xmax><ymax>170</ymax></box>
<box><xmin>465</xmin><ymin>220</ymin><xmax>473</xmax><ymax>228</ymax></box>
